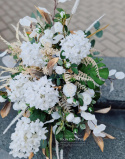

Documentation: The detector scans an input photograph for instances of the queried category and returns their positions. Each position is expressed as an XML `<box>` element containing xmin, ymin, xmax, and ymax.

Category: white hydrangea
<box><xmin>20</xmin><ymin>42</ymin><xmax>47</xmax><ymax>68</ymax></box>
<box><xmin>7</xmin><ymin>74</ymin><xmax>59</xmax><ymax>111</ymax></box>
<box><xmin>81</xmin><ymin>92</ymin><xmax>92</xmax><ymax>106</ymax></box>
<box><xmin>55</xmin><ymin>66</ymin><xmax>65</xmax><ymax>74</ymax></box>
<box><xmin>60</xmin><ymin>30</ymin><xmax>91</xmax><ymax>64</ymax></box>
<box><xmin>63</xmin><ymin>83</ymin><xmax>77</xmax><ymax>97</ymax></box>
<box><xmin>13</xmin><ymin>102</ymin><xmax>27</xmax><ymax>111</ymax></box>
<box><xmin>9</xmin><ymin>117</ymin><xmax>48</xmax><ymax>158</ymax></box>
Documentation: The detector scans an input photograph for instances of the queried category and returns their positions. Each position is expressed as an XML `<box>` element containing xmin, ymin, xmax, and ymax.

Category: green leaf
<box><xmin>55</xmin><ymin>13</ymin><xmax>61</xmax><ymax>18</ymax></box>
<box><xmin>66</xmin><ymin>14</ymin><xmax>70</xmax><ymax>19</ymax></box>
<box><xmin>64</xmin><ymin>130</ymin><xmax>75</xmax><ymax>142</ymax></box>
<box><xmin>93</xmin><ymin>51</ymin><xmax>100</xmax><ymax>55</ymax></box>
<box><xmin>87</xmin><ymin>81</ymin><xmax>95</xmax><ymax>89</ymax></box>
<box><xmin>99</xmin><ymin>68</ymin><xmax>109</xmax><ymax>79</ymax></box>
<box><xmin>37</xmin><ymin>10</ymin><xmax>42</xmax><ymax>18</ymax></box>
<box><xmin>71</xmin><ymin>67</ymin><xmax>78</xmax><ymax>75</ymax></box>
<box><xmin>64</xmin><ymin>25</ymin><xmax>68</xmax><ymax>32</ymax></box>
<box><xmin>40</xmin><ymin>140</ymin><xmax>48</xmax><ymax>148</ymax></box>
<box><xmin>57</xmin><ymin>78</ymin><xmax>61</xmax><ymax>86</ymax></box>
<box><xmin>60</xmin><ymin>50</ymin><xmax>66</xmax><ymax>59</ymax></box>
<box><xmin>78</xmin><ymin>98</ymin><xmax>83</xmax><ymax>106</ymax></box>
<box><xmin>71</xmin><ymin>64</ymin><xmax>78</xmax><ymax>67</ymax></box>
<box><xmin>57</xmin><ymin>59</ymin><xmax>63</xmax><ymax>66</ymax></box>
<box><xmin>54</xmin><ymin>19</ymin><xmax>59</xmax><ymax>22</ymax></box>
<box><xmin>56</xmin><ymin>131</ymin><xmax>64</xmax><ymax>142</ymax></box>
<box><xmin>96</xmin><ymin>30</ymin><xmax>103</xmax><ymax>38</ymax></box>
<box><xmin>13</xmin><ymin>55</ymin><xmax>18</xmax><ymax>59</ymax></box>
<box><xmin>94</xmin><ymin>21</ymin><xmax>100</xmax><ymax>30</ymax></box>
<box><xmin>11</xmin><ymin>72</ymin><xmax>20</xmax><ymax>79</ymax></box>
<box><xmin>86</xmin><ymin>31</ymin><xmax>91</xmax><ymax>36</ymax></box>
<box><xmin>97</xmin><ymin>63</ymin><xmax>106</xmax><ymax>68</ymax></box>
<box><xmin>56</xmin><ymin>8</ymin><xmax>64</xmax><ymax>12</ymax></box>
<box><xmin>31</xmin><ymin>12</ymin><xmax>36</xmax><ymax>19</ymax></box>
<box><xmin>91</xmin><ymin>39</ymin><xmax>95</xmax><ymax>47</ymax></box>
<box><xmin>30</xmin><ymin>109</ymin><xmax>46</xmax><ymax>122</ymax></box>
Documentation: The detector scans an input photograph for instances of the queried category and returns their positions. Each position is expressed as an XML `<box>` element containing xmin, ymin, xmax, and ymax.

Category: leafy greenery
<box><xmin>96</xmin><ymin>30</ymin><xmax>103</xmax><ymax>38</ymax></box>
<box><xmin>30</xmin><ymin>109</ymin><xmax>46</xmax><ymax>122</ymax></box>
<box><xmin>94</xmin><ymin>21</ymin><xmax>100</xmax><ymax>30</ymax></box>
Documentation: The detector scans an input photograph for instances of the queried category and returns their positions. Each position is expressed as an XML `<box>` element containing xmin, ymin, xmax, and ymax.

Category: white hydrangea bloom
<box><xmin>9</xmin><ymin>117</ymin><xmax>48</xmax><ymax>158</ymax></box>
<box><xmin>60</xmin><ymin>30</ymin><xmax>91</xmax><ymax>64</ymax></box>
<box><xmin>85</xmin><ymin>89</ymin><xmax>95</xmax><ymax>98</ymax></box>
<box><xmin>20</xmin><ymin>42</ymin><xmax>47</xmax><ymax>68</ymax></box>
<box><xmin>7</xmin><ymin>74</ymin><xmax>59</xmax><ymax>111</ymax></box>
<box><xmin>0</xmin><ymin>96</ymin><xmax>6</xmax><ymax>102</ymax></box>
<box><xmin>55</xmin><ymin>66</ymin><xmax>65</xmax><ymax>74</ymax></box>
<box><xmin>13</xmin><ymin>102</ymin><xmax>27</xmax><ymax>111</ymax></box>
<box><xmin>63</xmin><ymin>83</ymin><xmax>77</xmax><ymax>97</ymax></box>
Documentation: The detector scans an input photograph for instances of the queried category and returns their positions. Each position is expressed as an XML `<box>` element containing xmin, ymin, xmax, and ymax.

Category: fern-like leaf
<box><xmin>75</xmin><ymin>81</ymin><xmax>87</xmax><ymax>91</ymax></box>
<box><xmin>59</xmin><ymin>96</ymin><xmax>72</xmax><ymax>113</ymax></box>
<box><xmin>64</xmin><ymin>72</ymin><xmax>72</xmax><ymax>84</ymax></box>
<box><xmin>82</xmin><ymin>57</ymin><xmax>101</xmax><ymax>79</ymax></box>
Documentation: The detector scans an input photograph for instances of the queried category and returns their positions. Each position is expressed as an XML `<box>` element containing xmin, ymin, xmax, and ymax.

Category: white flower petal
<box><xmin>81</xmin><ymin>112</ymin><xmax>95</xmax><ymax>120</ymax></box>
<box><xmin>94</xmin><ymin>132</ymin><xmax>106</xmax><ymax>137</ymax></box>
<box><xmin>109</xmin><ymin>69</ymin><xmax>117</xmax><ymax>77</ymax></box>
<box><xmin>53</xmin><ymin>34</ymin><xmax>64</xmax><ymax>44</ymax></box>
<box><xmin>115</xmin><ymin>72</ymin><xmax>125</xmax><ymax>79</ymax></box>
<box><xmin>88</xmin><ymin>119</ymin><xmax>97</xmax><ymax>130</ymax></box>
<box><xmin>73</xmin><ymin>117</ymin><xmax>81</xmax><ymax>124</ymax></box>
<box><xmin>66</xmin><ymin>113</ymin><xmax>74</xmax><ymax>122</ymax></box>
<box><xmin>80</xmin><ymin>105</ymin><xmax>87</xmax><ymax>111</ymax></box>
<box><xmin>51</xmin><ymin>112</ymin><xmax>60</xmax><ymax>120</ymax></box>
<box><xmin>93</xmin><ymin>124</ymin><xmax>106</xmax><ymax>134</ymax></box>
<box><xmin>2</xmin><ymin>55</ymin><xmax>16</xmax><ymax>68</ymax></box>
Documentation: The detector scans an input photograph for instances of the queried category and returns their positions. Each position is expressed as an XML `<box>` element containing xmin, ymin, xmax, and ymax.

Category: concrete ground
<box><xmin>0</xmin><ymin>0</ymin><xmax>125</xmax><ymax>56</ymax></box>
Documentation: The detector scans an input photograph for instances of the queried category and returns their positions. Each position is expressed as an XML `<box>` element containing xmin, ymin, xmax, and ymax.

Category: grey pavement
<box><xmin>0</xmin><ymin>0</ymin><xmax>125</xmax><ymax>57</ymax></box>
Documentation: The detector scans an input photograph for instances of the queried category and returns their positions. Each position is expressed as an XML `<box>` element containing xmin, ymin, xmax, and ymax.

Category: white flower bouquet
<box><xmin>0</xmin><ymin>0</ymin><xmax>125</xmax><ymax>158</ymax></box>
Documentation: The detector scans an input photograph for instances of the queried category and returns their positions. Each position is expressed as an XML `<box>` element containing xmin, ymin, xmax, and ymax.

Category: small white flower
<box><xmin>54</xmin><ymin>22</ymin><xmax>63</xmax><ymax>33</ymax></box>
<box><xmin>63</xmin><ymin>83</ymin><xmax>77</xmax><ymax>97</ymax></box>
<box><xmin>53</xmin><ymin>34</ymin><xmax>64</xmax><ymax>44</ymax></box>
<box><xmin>38</xmin><ymin>7</ymin><xmax>50</xmax><ymax>14</ymax></box>
<box><xmin>0</xmin><ymin>96</ymin><xmax>6</xmax><ymax>102</ymax></box>
<box><xmin>65</xmin><ymin>62</ymin><xmax>71</xmax><ymax>68</ymax></box>
<box><xmin>109</xmin><ymin>69</ymin><xmax>117</xmax><ymax>76</ymax></box>
<box><xmin>51</xmin><ymin>112</ymin><xmax>60</xmax><ymax>120</ymax></box>
<box><xmin>13</xmin><ymin>102</ymin><xmax>27</xmax><ymax>111</ymax></box>
<box><xmin>40</xmin><ymin>36</ymin><xmax>53</xmax><ymax>47</ymax></box>
<box><xmin>81</xmin><ymin>112</ymin><xmax>95</xmax><ymax>120</ymax></box>
<box><xmin>66</xmin><ymin>113</ymin><xmax>74</xmax><ymax>122</ymax></box>
<box><xmin>115</xmin><ymin>72</ymin><xmax>125</xmax><ymax>79</ymax></box>
<box><xmin>73</xmin><ymin>117</ymin><xmax>81</xmax><ymax>124</ymax></box>
<box><xmin>80</xmin><ymin>105</ymin><xmax>87</xmax><ymax>111</ymax></box>
<box><xmin>60</xmin><ymin>11</ymin><xmax>65</xmax><ymax>18</ymax></box>
<box><xmin>88</xmin><ymin>119</ymin><xmax>97</xmax><ymax>130</ymax></box>
<box><xmin>85</xmin><ymin>89</ymin><xmax>95</xmax><ymax>98</ymax></box>
<box><xmin>67</xmin><ymin>97</ymin><xmax>73</xmax><ymax>104</ymax></box>
<box><xmin>19</xmin><ymin>16</ymin><xmax>37</xmax><ymax>27</ymax></box>
<box><xmin>58</xmin><ymin>0</ymin><xmax>71</xmax><ymax>3</ymax></box>
<box><xmin>55</xmin><ymin>66</ymin><xmax>65</xmax><ymax>74</ymax></box>
<box><xmin>93</xmin><ymin>124</ymin><xmax>106</xmax><ymax>137</ymax></box>
<box><xmin>81</xmin><ymin>92</ymin><xmax>92</xmax><ymax>106</ymax></box>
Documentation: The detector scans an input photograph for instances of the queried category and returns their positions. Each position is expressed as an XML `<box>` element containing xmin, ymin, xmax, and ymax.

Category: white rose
<box><xmin>54</xmin><ymin>22</ymin><xmax>63</xmax><ymax>33</ymax></box>
<box><xmin>81</xmin><ymin>92</ymin><xmax>92</xmax><ymax>106</ymax></box>
<box><xmin>55</xmin><ymin>66</ymin><xmax>65</xmax><ymax>75</ymax></box>
<box><xmin>63</xmin><ymin>83</ymin><xmax>77</xmax><ymax>97</ymax></box>
<box><xmin>0</xmin><ymin>96</ymin><xmax>6</xmax><ymax>102</ymax></box>
<box><xmin>85</xmin><ymin>89</ymin><xmax>95</xmax><ymax>98</ymax></box>
<box><xmin>73</xmin><ymin>117</ymin><xmax>81</xmax><ymax>124</ymax></box>
<box><xmin>60</xmin><ymin>11</ymin><xmax>65</xmax><ymax>18</ymax></box>
<box><xmin>19</xmin><ymin>16</ymin><xmax>37</xmax><ymax>27</ymax></box>
<box><xmin>66</xmin><ymin>113</ymin><xmax>74</xmax><ymax>122</ymax></box>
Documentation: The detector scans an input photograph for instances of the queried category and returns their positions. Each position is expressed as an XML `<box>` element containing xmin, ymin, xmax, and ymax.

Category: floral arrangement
<box><xmin>0</xmin><ymin>0</ymin><xmax>125</xmax><ymax>158</ymax></box>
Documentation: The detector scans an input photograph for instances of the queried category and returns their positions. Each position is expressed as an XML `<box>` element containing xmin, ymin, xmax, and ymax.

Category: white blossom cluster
<box><xmin>20</xmin><ymin>42</ymin><xmax>47</xmax><ymax>68</ymax></box>
<box><xmin>9</xmin><ymin>117</ymin><xmax>48</xmax><ymax>158</ymax></box>
<box><xmin>60</xmin><ymin>30</ymin><xmax>91</xmax><ymax>64</ymax></box>
<box><xmin>7</xmin><ymin>74</ymin><xmax>59</xmax><ymax>111</ymax></box>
